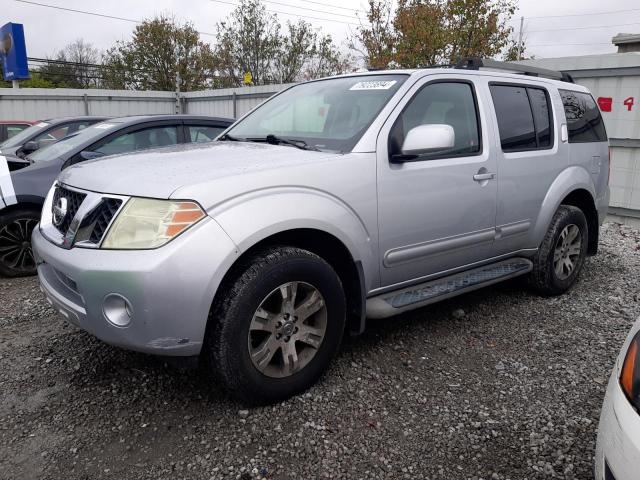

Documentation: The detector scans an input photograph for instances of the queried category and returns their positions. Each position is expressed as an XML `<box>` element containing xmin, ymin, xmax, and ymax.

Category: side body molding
<box><xmin>529</xmin><ymin>166</ymin><xmax>596</xmax><ymax>248</ymax></box>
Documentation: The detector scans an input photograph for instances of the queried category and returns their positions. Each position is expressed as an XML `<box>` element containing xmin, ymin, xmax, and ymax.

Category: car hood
<box><xmin>59</xmin><ymin>141</ymin><xmax>341</xmax><ymax>207</ymax></box>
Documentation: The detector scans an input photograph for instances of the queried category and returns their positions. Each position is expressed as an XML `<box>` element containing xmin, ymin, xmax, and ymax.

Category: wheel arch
<box><xmin>211</xmin><ymin>227</ymin><xmax>367</xmax><ymax>336</ymax></box>
<box><xmin>0</xmin><ymin>200</ymin><xmax>43</xmax><ymax>217</ymax></box>
<box><xmin>560</xmin><ymin>189</ymin><xmax>599</xmax><ymax>255</ymax></box>
<box><xmin>532</xmin><ymin>166</ymin><xmax>598</xmax><ymax>254</ymax></box>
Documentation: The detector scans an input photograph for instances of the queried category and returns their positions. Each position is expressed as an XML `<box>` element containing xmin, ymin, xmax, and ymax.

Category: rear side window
<box><xmin>559</xmin><ymin>90</ymin><xmax>607</xmax><ymax>143</ymax></box>
<box><xmin>490</xmin><ymin>84</ymin><xmax>553</xmax><ymax>152</ymax></box>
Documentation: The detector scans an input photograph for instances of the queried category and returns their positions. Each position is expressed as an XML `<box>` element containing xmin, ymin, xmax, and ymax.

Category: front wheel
<box><xmin>204</xmin><ymin>246</ymin><xmax>346</xmax><ymax>405</ymax></box>
<box><xmin>529</xmin><ymin>205</ymin><xmax>588</xmax><ymax>296</ymax></box>
<box><xmin>0</xmin><ymin>209</ymin><xmax>40</xmax><ymax>277</ymax></box>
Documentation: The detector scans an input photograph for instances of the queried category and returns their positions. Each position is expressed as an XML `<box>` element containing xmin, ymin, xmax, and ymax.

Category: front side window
<box><xmin>93</xmin><ymin>126</ymin><xmax>178</xmax><ymax>156</ymax></box>
<box><xmin>188</xmin><ymin>125</ymin><xmax>225</xmax><ymax>143</ymax></box>
<box><xmin>227</xmin><ymin>74</ymin><xmax>407</xmax><ymax>153</ymax></box>
<box><xmin>559</xmin><ymin>90</ymin><xmax>607</xmax><ymax>143</ymax></box>
<box><xmin>389</xmin><ymin>81</ymin><xmax>481</xmax><ymax>159</ymax></box>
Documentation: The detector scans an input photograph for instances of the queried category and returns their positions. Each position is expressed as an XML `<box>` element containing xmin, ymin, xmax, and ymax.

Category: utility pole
<box><xmin>517</xmin><ymin>16</ymin><xmax>524</xmax><ymax>61</ymax></box>
<box><xmin>175</xmin><ymin>72</ymin><xmax>181</xmax><ymax>114</ymax></box>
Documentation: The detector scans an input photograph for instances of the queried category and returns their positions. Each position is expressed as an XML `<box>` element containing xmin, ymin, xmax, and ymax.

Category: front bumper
<box><xmin>32</xmin><ymin>217</ymin><xmax>238</xmax><ymax>356</ymax></box>
<box><xmin>595</xmin><ymin>370</ymin><xmax>640</xmax><ymax>480</ymax></box>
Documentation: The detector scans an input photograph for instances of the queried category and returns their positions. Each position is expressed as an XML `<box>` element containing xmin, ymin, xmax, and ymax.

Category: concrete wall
<box><xmin>0</xmin><ymin>83</ymin><xmax>292</xmax><ymax>121</ymax></box>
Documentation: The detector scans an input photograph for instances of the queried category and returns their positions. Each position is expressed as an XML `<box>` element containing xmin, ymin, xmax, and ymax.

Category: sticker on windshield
<box><xmin>93</xmin><ymin>123</ymin><xmax>116</xmax><ymax>129</ymax></box>
<box><xmin>349</xmin><ymin>80</ymin><xmax>397</xmax><ymax>91</ymax></box>
<box><xmin>36</xmin><ymin>122</ymin><xmax>49</xmax><ymax>128</ymax></box>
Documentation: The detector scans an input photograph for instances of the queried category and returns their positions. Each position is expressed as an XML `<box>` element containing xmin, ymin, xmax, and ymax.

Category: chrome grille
<box><xmin>52</xmin><ymin>186</ymin><xmax>86</xmax><ymax>234</ymax></box>
<box><xmin>89</xmin><ymin>198</ymin><xmax>122</xmax><ymax>244</ymax></box>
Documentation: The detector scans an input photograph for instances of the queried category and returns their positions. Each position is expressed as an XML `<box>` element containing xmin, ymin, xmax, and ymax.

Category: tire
<box><xmin>529</xmin><ymin>205</ymin><xmax>588</xmax><ymax>296</ymax></box>
<box><xmin>0</xmin><ymin>208</ymin><xmax>40</xmax><ymax>277</ymax></box>
<box><xmin>205</xmin><ymin>246</ymin><xmax>346</xmax><ymax>405</ymax></box>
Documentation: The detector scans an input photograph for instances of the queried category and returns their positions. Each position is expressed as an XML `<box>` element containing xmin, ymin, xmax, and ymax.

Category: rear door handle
<box><xmin>473</xmin><ymin>172</ymin><xmax>496</xmax><ymax>181</ymax></box>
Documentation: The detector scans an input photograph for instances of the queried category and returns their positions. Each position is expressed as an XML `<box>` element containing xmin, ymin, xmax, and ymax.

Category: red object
<box><xmin>597</xmin><ymin>97</ymin><xmax>612</xmax><ymax>112</ymax></box>
<box><xmin>624</xmin><ymin>97</ymin><xmax>634</xmax><ymax>111</ymax></box>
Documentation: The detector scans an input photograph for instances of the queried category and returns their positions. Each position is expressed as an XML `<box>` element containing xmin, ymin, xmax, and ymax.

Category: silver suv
<box><xmin>32</xmin><ymin>59</ymin><xmax>610</xmax><ymax>404</ymax></box>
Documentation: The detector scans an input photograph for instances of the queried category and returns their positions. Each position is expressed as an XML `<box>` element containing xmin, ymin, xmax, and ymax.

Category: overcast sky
<box><xmin>4</xmin><ymin>0</ymin><xmax>640</xmax><ymax>61</ymax></box>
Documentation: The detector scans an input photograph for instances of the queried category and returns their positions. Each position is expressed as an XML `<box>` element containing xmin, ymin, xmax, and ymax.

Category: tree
<box><xmin>502</xmin><ymin>36</ymin><xmax>529</xmax><ymax>61</ymax></box>
<box><xmin>275</xmin><ymin>21</ymin><xmax>317</xmax><ymax>83</ymax></box>
<box><xmin>0</xmin><ymin>72</ymin><xmax>55</xmax><ymax>88</ymax></box>
<box><xmin>350</xmin><ymin>0</ymin><xmax>397</xmax><ymax>69</ymax></box>
<box><xmin>102</xmin><ymin>15</ymin><xmax>216</xmax><ymax>91</ymax></box>
<box><xmin>214</xmin><ymin>0</ymin><xmax>281</xmax><ymax>86</ymax></box>
<box><xmin>352</xmin><ymin>0</ymin><xmax>518</xmax><ymax>68</ymax></box>
<box><xmin>38</xmin><ymin>39</ymin><xmax>101</xmax><ymax>88</ymax></box>
<box><xmin>303</xmin><ymin>34</ymin><xmax>354</xmax><ymax>80</ymax></box>
<box><xmin>215</xmin><ymin>0</ymin><xmax>355</xmax><ymax>86</ymax></box>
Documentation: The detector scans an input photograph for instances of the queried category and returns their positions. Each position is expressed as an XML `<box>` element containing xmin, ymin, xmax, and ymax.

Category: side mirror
<box><xmin>21</xmin><ymin>140</ymin><xmax>40</xmax><ymax>154</ymax></box>
<box><xmin>395</xmin><ymin>124</ymin><xmax>455</xmax><ymax>161</ymax></box>
<box><xmin>79</xmin><ymin>150</ymin><xmax>105</xmax><ymax>161</ymax></box>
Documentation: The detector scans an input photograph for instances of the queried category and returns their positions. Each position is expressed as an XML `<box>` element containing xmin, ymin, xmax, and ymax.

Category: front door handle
<box><xmin>473</xmin><ymin>172</ymin><xmax>496</xmax><ymax>181</ymax></box>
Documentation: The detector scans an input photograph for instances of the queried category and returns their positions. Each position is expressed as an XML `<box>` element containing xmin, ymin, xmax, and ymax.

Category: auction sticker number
<box><xmin>350</xmin><ymin>80</ymin><xmax>397</xmax><ymax>91</ymax></box>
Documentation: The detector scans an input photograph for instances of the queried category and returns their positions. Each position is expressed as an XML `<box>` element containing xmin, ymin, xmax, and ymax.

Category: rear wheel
<box><xmin>529</xmin><ymin>205</ymin><xmax>588</xmax><ymax>296</ymax></box>
<box><xmin>0</xmin><ymin>209</ymin><xmax>40</xmax><ymax>277</ymax></box>
<box><xmin>205</xmin><ymin>246</ymin><xmax>346</xmax><ymax>405</ymax></box>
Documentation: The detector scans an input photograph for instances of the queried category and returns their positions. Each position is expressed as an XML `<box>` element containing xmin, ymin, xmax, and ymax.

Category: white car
<box><xmin>595</xmin><ymin>317</ymin><xmax>640</xmax><ymax>479</ymax></box>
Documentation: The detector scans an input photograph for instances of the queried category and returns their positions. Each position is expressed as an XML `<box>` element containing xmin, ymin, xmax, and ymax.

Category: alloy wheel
<box><xmin>0</xmin><ymin>218</ymin><xmax>38</xmax><ymax>275</ymax></box>
<box><xmin>553</xmin><ymin>224</ymin><xmax>582</xmax><ymax>280</ymax></box>
<box><xmin>248</xmin><ymin>281</ymin><xmax>327</xmax><ymax>378</ymax></box>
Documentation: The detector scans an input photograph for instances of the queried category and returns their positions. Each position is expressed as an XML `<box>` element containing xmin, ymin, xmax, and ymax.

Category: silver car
<box><xmin>32</xmin><ymin>60</ymin><xmax>610</xmax><ymax>404</ymax></box>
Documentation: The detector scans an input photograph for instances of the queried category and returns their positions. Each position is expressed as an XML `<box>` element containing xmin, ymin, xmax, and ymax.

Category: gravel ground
<box><xmin>1</xmin><ymin>222</ymin><xmax>639</xmax><ymax>480</ymax></box>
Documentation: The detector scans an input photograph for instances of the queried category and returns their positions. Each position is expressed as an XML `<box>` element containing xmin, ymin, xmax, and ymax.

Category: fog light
<box><xmin>103</xmin><ymin>294</ymin><xmax>133</xmax><ymax>327</ymax></box>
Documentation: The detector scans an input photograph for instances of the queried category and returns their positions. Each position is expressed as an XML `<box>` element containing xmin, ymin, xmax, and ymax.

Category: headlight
<box><xmin>620</xmin><ymin>331</ymin><xmax>640</xmax><ymax>411</ymax></box>
<box><xmin>102</xmin><ymin>198</ymin><xmax>205</xmax><ymax>249</ymax></box>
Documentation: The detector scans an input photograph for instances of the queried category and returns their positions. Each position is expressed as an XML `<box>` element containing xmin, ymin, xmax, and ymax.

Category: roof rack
<box><xmin>454</xmin><ymin>57</ymin><xmax>574</xmax><ymax>83</ymax></box>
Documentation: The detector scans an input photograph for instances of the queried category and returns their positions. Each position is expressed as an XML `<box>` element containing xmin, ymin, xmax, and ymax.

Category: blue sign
<box><xmin>1</xmin><ymin>23</ymin><xmax>29</xmax><ymax>81</ymax></box>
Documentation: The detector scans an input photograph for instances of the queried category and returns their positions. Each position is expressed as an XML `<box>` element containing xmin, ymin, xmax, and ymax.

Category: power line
<box><xmin>210</xmin><ymin>0</ymin><xmax>366</xmax><ymax>26</ymax></box>
<box><xmin>528</xmin><ymin>42</ymin><xmax>612</xmax><ymax>46</ymax></box>
<box><xmin>296</xmin><ymin>0</ymin><xmax>359</xmax><ymax>13</ymax></box>
<box><xmin>524</xmin><ymin>8</ymin><xmax>640</xmax><ymax>20</ymax></box>
<box><xmin>526</xmin><ymin>21</ymin><xmax>640</xmax><ymax>33</ymax></box>
<box><xmin>262</xmin><ymin>0</ymin><xmax>359</xmax><ymax>20</ymax></box>
<box><xmin>13</xmin><ymin>0</ymin><xmax>217</xmax><ymax>37</ymax></box>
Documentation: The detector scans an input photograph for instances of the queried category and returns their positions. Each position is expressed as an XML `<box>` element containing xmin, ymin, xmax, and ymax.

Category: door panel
<box><xmin>488</xmin><ymin>82</ymin><xmax>567</xmax><ymax>255</ymax></box>
<box><xmin>377</xmin><ymin>77</ymin><xmax>498</xmax><ymax>288</ymax></box>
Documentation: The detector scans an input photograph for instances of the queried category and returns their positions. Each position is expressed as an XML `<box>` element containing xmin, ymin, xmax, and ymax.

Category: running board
<box><xmin>366</xmin><ymin>258</ymin><xmax>533</xmax><ymax>319</ymax></box>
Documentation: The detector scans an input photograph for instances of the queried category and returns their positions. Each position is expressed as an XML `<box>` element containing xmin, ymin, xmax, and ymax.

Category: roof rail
<box><xmin>454</xmin><ymin>57</ymin><xmax>574</xmax><ymax>83</ymax></box>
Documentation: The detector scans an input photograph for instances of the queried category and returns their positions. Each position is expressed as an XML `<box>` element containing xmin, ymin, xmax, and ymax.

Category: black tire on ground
<box><xmin>204</xmin><ymin>246</ymin><xmax>346</xmax><ymax>405</ymax></box>
<box><xmin>529</xmin><ymin>205</ymin><xmax>588</xmax><ymax>296</ymax></box>
<box><xmin>0</xmin><ymin>208</ymin><xmax>40</xmax><ymax>277</ymax></box>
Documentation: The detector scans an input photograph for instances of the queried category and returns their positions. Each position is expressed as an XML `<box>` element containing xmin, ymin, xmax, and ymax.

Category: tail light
<box><xmin>620</xmin><ymin>331</ymin><xmax>640</xmax><ymax>411</ymax></box>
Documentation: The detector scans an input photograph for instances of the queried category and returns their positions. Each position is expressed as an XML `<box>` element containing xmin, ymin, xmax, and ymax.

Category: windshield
<box><xmin>29</xmin><ymin>121</ymin><xmax>120</xmax><ymax>162</ymax></box>
<box><xmin>0</xmin><ymin>122</ymin><xmax>49</xmax><ymax>148</ymax></box>
<box><xmin>227</xmin><ymin>74</ymin><xmax>407</xmax><ymax>152</ymax></box>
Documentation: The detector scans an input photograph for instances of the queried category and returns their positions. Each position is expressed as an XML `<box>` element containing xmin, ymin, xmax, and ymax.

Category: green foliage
<box><xmin>0</xmin><ymin>72</ymin><xmax>56</xmax><ymax>88</ymax></box>
<box><xmin>215</xmin><ymin>0</ymin><xmax>354</xmax><ymax>87</ymax></box>
<box><xmin>353</xmin><ymin>0</ymin><xmax>519</xmax><ymax>68</ymax></box>
<box><xmin>102</xmin><ymin>15</ymin><xmax>216</xmax><ymax>91</ymax></box>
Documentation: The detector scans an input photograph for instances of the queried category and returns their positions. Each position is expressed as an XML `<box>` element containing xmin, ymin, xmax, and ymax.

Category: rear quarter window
<box><xmin>559</xmin><ymin>90</ymin><xmax>607</xmax><ymax>143</ymax></box>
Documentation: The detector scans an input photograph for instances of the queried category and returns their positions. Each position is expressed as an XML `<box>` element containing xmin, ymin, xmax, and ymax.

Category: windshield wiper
<box><xmin>218</xmin><ymin>133</ymin><xmax>241</xmax><ymax>141</ymax></box>
<box><xmin>260</xmin><ymin>134</ymin><xmax>320</xmax><ymax>152</ymax></box>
